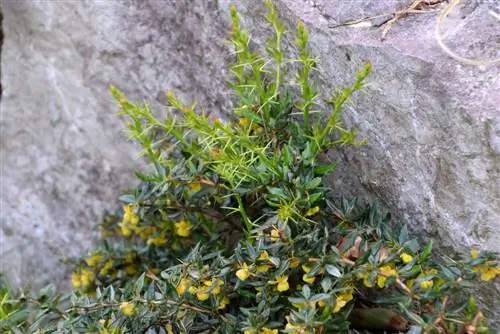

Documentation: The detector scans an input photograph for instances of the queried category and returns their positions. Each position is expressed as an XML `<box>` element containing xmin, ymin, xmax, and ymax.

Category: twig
<box><xmin>381</xmin><ymin>0</ymin><xmax>446</xmax><ymax>40</ymax></box>
<box><xmin>436</xmin><ymin>0</ymin><xmax>500</xmax><ymax>65</ymax></box>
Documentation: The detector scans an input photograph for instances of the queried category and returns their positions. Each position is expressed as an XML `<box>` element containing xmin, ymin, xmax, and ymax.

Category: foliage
<box><xmin>2</xmin><ymin>1</ymin><xmax>498</xmax><ymax>333</ymax></box>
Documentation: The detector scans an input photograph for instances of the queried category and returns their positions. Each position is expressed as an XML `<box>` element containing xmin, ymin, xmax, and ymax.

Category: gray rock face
<box><xmin>1</xmin><ymin>0</ymin><xmax>498</xmax><ymax>323</ymax></box>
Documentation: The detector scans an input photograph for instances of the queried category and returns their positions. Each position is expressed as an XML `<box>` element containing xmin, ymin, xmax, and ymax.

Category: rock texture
<box><xmin>1</xmin><ymin>0</ymin><xmax>498</xmax><ymax>322</ymax></box>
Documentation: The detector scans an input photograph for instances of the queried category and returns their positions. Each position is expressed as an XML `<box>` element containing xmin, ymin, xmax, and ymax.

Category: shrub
<box><xmin>2</xmin><ymin>1</ymin><xmax>498</xmax><ymax>333</ymax></box>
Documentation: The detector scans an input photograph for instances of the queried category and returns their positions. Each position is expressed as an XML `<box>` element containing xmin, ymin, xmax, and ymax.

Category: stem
<box><xmin>235</xmin><ymin>194</ymin><xmax>252</xmax><ymax>234</ymax></box>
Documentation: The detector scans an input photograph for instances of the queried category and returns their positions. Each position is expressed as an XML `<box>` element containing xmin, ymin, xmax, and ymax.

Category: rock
<box><xmin>1</xmin><ymin>0</ymin><xmax>498</xmax><ymax>325</ymax></box>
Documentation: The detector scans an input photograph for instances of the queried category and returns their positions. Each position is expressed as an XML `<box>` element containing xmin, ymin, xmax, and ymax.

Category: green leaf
<box><xmin>420</xmin><ymin>240</ymin><xmax>433</xmax><ymax>260</ymax></box>
<box><xmin>325</xmin><ymin>265</ymin><xmax>341</xmax><ymax>278</ymax></box>
<box><xmin>314</xmin><ymin>163</ymin><xmax>337</xmax><ymax>175</ymax></box>
<box><xmin>134</xmin><ymin>273</ymin><xmax>146</xmax><ymax>295</ymax></box>
<box><xmin>403</xmin><ymin>239</ymin><xmax>420</xmax><ymax>253</ymax></box>
<box><xmin>399</xmin><ymin>304</ymin><xmax>425</xmax><ymax>326</ymax></box>
<box><xmin>398</xmin><ymin>225</ymin><xmax>408</xmax><ymax>244</ymax></box>
<box><xmin>302</xmin><ymin>285</ymin><xmax>311</xmax><ymax>299</ymax></box>
<box><xmin>305</xmin><ymin>177</ymin><xmax>322</xmax><ymax>190</ymax></box>
<box><xmin>321</xmin><ymin>277</ymin><xmax>333</xmax><ymax>292</ymax></box>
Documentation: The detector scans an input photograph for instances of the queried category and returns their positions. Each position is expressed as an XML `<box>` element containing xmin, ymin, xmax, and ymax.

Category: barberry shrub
<box><xmin>2</xmin><ymin>1</ymin><xmax>498</xmax><ymax>333</ymax></box>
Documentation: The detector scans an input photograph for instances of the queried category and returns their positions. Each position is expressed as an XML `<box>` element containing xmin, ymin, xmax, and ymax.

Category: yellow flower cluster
<box><xmin>119</xmin><ymin>204</ymin><xmax>140</xmax><ymax>237</ymax></box>
<box><xmin>302</xmin><ymin>265</ymin><xmax>315</xmax><ymax>284</ymax></box>
<box><xmin>176</xmin><ymin>277</ymin><xmax>191</xmax><ymax>295</ymax></box>
<box><xmin>119</xmin><ymin>301</ymin><xmax>135</xmax><ymax>316</ymax></box>
<box><xmin>236</xmin><ymin>263</ymin><xmax>252</xmax><ymax>281</ymax></box>
<box><xmin>177</xmin><ymin>276</ymin><xmax>225</xmax><ymax>303</ymax></box>
<box><xmin>420</xmin><ymin>279</ymin><xmax>434</xmax><ymax>289</ymax></box>
<box><xmin>356</xmin><ymin>263</ymin><xmax>398</xmax><ymax>288</ymax></box>
<box><xmin>376</xmin><ymin>264</ymin><xmax>398</xmax><ymax>288</ymax></box>
<box><xmin>274</xmin><ymin>275</ymin><xmax>290</xmax><ymax>292</ymax></box>
<box><xmin>174</xmin><ymin>219</ymin><xmax>193</xmax><ymax>237</ymax></box>
<box><xmin>301</xmin><ymin>264</ymin><xmax>323</xmax><ymax>284</ymax></box>
<box><xmin>146</xmin><ymin>234</ymin><xmax>168</xmax><ymax>247</ymax></box>
<box><xmin>100</xmin><ymin>259</ymin><xmax>114</xmax><ymax>276</ymax></box>
<box><xmin>333</xmin><ymin>289</ymin><xmax>353</xmax><ymax>313</ymax></box>
<box><xmin>404</xmin><ymin>268</ymin><xmax>437</xmax><ymax>290</ymax></box>
<box><xmin>256</xmin><ymin>251</ymin><xmax>271</xmax><ymax>273</ymax></box>
<box><xmin>71</xmin><ymin>268</ymin><xmax>95</xmax><ymax>290</ymax></box>
<box><xmin>400</xmin><ymin>252</ymin><xmax>413</xmax><ymax>264</ymax></box>
<box><xmin>86</xmin><ymin>253</ymin><xmax>104</xmax><ymax>267</ymax></box>
<box><xmin>473</xmin><ymin>264</ymin><xmax>500</xmax><ymax>281</ymax></box>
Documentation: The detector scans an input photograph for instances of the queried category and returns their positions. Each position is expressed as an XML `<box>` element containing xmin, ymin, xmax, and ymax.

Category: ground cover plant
<box><xmin>1</xmin><ymin>1</ymin><xmax>498</xmax><ymax>333</ymax></box>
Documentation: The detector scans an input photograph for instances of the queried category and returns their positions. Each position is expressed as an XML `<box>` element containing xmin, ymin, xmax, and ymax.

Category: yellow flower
<box><xmin>176</xmin><ymin>277</ymin><xmax>190</xmax><ymax>295</ymax></box>
<box><xmin>304</xmin><ymin>206</ymin><xmax>320</xmax><ymax>217</ymax></box>
<box><xmin>204</xmin><ymin>278</ymin><xmax>224</xmax><ymax>295</ymax></box>
<box><xmin>258</xmin><ymin>251</ymin><xmax>270</xmax><ymax>261</ymax></box>
<box><xmin>318</xmin><ymin>300</ymin><xmax>327</xmax><ymax>308</ymax></box>
<box><xmin>379</xmin><ymin>265</ymin><xmax>398</xmax><ymax>277</ymax></box>
<box><xmin>189</xmin><ymin>181</ymin><xmax>202</xmax><ymax>193</ymax></box>
<box><xmin>123</xmin><ymin>204</ymin><xmax>139</xmax><ymax>225</ymax></box>
<box><xmin>377</xmin><ymin>275</ymin><xmax>387</xmax><ymax>288</ymax></box>
<box><xmin>120</xmin><ymin>224</ymin><xmax>133</xmax><ymax>237</ymax></box>
<box><xmin>363</xmin><ymin>276</ymin><xmax>373</xmax><ymax>288</ymax></box>
<box><xmin>138</xmin><ymin>226</ymin><xmax>157</xmax><ymax>239</ymax></box>
<box><xmin>303</xmin><ymin>274</ymin><xmax>315</xmax><ymax>284</ymax></box>
<box><xmin>470</xmin><ymin>249</ymin><xmax>480</xmax><ymax>259</ymax></box>
<box><xmin>474</xmin><ymin>266</ymin><xmax>500</xmax><ymax>281</ymax></box>
<box><xmin>333</xmin><ymin>298</ymin><xmax>347</xmax><ymax>313</ymax></box>
<box><xmin>119</xmin><ymin>302</ymin><xmax>135</xmax><ymax>316</ymax></box>
<box><xmin>270</xmin><ymin>229</ymin><xmax>280</xmax><ymax>242</ymax></box>
<box><xmin>196</xmin><ymin>290</ymin><xmax>210</xmax><ymax>301</ymax></box>
<box><xmin>260</xmin><ymin>328</ymin><xmax>278</xmax><ymax>334</ymax></box>
<box><xmin>239</xmin><ymin>117</ymin><xmax>252</xmax><ymax>127</ymax></box>
<box><xmin>400</xmin><ymin>253</ymin><xmax>413</xmax><ymax>264</ymax></box>
<box><xmin>302</xmin><ymin>264</ymin><xmax>316</xmax><ymax>284</ymax></box>
<box><xmin>147</xmin><ymin>235</ymin><xmax>168</xmax><ymax>247</ymax></box>
<box><xmin>420</xmin><ymin>280</ymin><xmax>434</xmax><ymax>289</ymax></box>
<box><xmin>71</xmin><ymin>272</ymin><xmax>82</xmax><ymax>289</ymax></box>
<box><xmin>257</xmin><ymin>265</ymin><xmax>270</xmax><ymax>273</ymax></box>
<box><xmin>80</xmin><ymin>268</ymin><xmax>95</xmax><ymax>287</ymax></box>
<box><xmin>244</xmin><ymin>330</ymin><xmax>256</xmax><ymax>334</ymax></box>
<box><xmin>100</xmin><ymin>260</ymin><xmax>114</xmax><ymax>276</ymax></box>
<box><xmin>174</xmin><ymin>219</ymin><xmax>193</xmax><ymax>237</ymax></box>
<box><xmin>236</xmin><ymin>263</ymin><xmax>251</xmax><ymax>281</ymax></box>
<box><xmin>290</xmin><ymin>257</ymin><xmax>301</xmax><ymax>269</ymax></box>
<box><xmin>276</xmin><ymin>275</ymin><xmax>289</xmax><ymax>292</ymax></box>
<box><xmin>427</xmin><ymin>268</ymin><xmax>438</xmax><ymax>275</ymax></box>
<box><xmin>218</xmin><ymin>296</ymin><xmax>230</xmax><ymax>310</ymax></box>
<box><xmin>333</xmin><ymin>290</ymin><xmax>353</xmax><ymax>313</ymax></box>
<box><xmin>86</xmin><ymin>253</ymin><xmax>104</xmax><ymax>267</ymax></box>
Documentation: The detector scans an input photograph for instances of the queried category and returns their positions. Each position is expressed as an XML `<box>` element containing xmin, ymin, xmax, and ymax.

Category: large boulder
<box><xmin>1</xmin><ymin>0</ymin><xmax>498</xmax><ymax>323</ymax></box>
